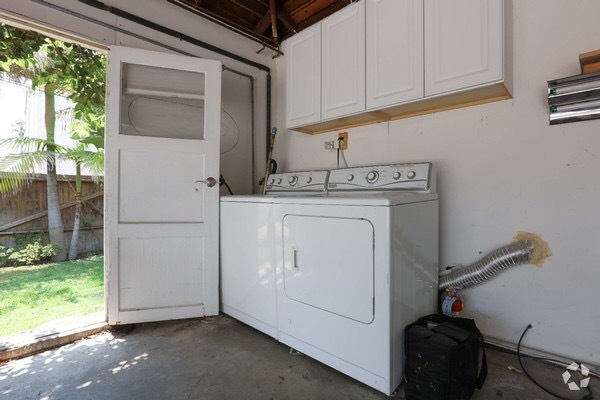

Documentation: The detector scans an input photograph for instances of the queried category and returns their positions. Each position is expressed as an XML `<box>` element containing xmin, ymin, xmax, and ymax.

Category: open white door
<box><xmin>105</xmin><ymin>46</ymin><xmax>221</xmax><ymax>325</ymax></box>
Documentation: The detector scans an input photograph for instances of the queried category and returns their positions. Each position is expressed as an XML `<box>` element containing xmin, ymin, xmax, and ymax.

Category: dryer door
<box><xmin>282</xmin><ymin>215</ymin><xmax>374</xmax><ymax>323</ymax></box>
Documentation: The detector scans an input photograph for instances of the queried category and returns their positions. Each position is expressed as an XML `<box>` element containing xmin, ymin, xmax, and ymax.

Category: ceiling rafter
<box><xmin>168</xmin><ymin>0</ymin><xmax>349</xmax><ymax>49</ymax></box>
<box><xmin>231</xmin><ymin>0</ymin><xmax>267</xmax><ymax>18</ymax></box>
<box><xmin>277</xmin><ymin>8</ymin><xmax>298</xmax><ymax>34</ymax></box>
<box><xmin>269</xmin><ymin>0</ymin><xmax>279</xmax><ymax>43</ymax></box>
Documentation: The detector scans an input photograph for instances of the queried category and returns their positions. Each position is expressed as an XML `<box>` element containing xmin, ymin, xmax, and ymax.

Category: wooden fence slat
<box><xmin>0</xmin><ymin>192</ymin><xmax>103</xmax><ymax>232</ymax></box>
<box><xmin>0</xmin><ymin>225</ymin><xmax>104</xmax><ymax>236</ymax></box>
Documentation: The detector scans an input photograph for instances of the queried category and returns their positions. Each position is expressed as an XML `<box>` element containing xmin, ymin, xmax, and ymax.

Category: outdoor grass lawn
<box><xmin>0</xmin><ymin>255</ymin><xmax>104</xmax><ymax>337</ymax></box>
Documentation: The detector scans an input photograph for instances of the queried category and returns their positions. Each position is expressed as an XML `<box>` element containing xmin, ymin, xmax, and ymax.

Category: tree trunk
<box><xmin>45</xmin><ymin>86</ymin><xmax>67</xmax><ymax>261</ymax></box>
<box><xmin>68</xmin><ymin>162</ymin><xmax>82</xmax><ymax>260</ymax></box>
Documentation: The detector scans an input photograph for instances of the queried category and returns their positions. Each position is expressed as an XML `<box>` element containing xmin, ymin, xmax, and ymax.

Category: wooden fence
<box><xmin>0</xmin><ymin>175</ymin><xmax>103</xmax><ymax>256</ymax></box>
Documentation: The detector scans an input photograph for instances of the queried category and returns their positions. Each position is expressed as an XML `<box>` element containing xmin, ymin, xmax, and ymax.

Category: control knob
<box><xmin>306</xmin><ymin>177</ymin><xmax>312</xmax><ymax>184</ymax></box>
<box><xmin>288</xmin><ymin>176</ymin><xmax>298</xmax><ymax>186</ymax></box>
<box><xmin>276</xmin><ymin>178</ymin><xmax>282</xmax><ymax>184</ymax></box>
<box><xmin>366</xmin><ymin>170</ymin><xmax>379</xmax><ymax>183</ymax></box>
<box><xmin>407</xmin><ymin>171</ymin><xmax>416</xmax><ymax>179</ymax></box>
<box><xmin>392</xmin><ymin>172</ymin><xmax>401</xmax><ymax>180</ymax></box>
<box><xmin>347</xmin><ymin>174</ymin><xmax>354</xmax><ymax>182</ymax></box>
<box><xmin>269</xmin><ymin>178</ymin><xmax>275</xmax><ymax>185</ymax></box>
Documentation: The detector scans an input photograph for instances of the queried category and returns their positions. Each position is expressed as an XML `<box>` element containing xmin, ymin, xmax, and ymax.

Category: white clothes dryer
<box><xmin>273</xmin><ymin>163</ymin><xmax>438</xmax><ymax>395</ymax></box>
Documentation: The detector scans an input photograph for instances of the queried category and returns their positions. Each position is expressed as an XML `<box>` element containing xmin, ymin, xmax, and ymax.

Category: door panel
<box><xmin>106</xmin><ymin>46</ymin><xmax>221</xmax><ymax>325</ymax></box>
<box><xmin>119</xmin><ymin>149</ymin><xmax>206</xmax><ymax>223</ymax></box>
<box><xmin>119</xmin><ymin>235</ymin><xmax>204</xmax><ymax>310</ymax></box>
<box><xmin>282</xmin><ymin>215</ymin><xmax>374</xmax><ymax>323</ymax></box>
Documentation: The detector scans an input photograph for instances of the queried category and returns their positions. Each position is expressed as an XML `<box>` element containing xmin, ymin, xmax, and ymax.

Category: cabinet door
<box><xmin>322</xmin><ymin>1</ymin><xmax>365</xmax><ymax>120</ymax></box>
<box><xmin>366</xmin><ymin>0</ymin><xmax>423</xmax><ymax>109</ymax></box>
<box><xmin>424</xmin><ymin>0</ymin><xmax>503</xmax><ymax>96</ymax></box>
<box><xmin>285</xmin><ymin>24</ymin><xmax>321</xmax><ymax>128</ymax></box>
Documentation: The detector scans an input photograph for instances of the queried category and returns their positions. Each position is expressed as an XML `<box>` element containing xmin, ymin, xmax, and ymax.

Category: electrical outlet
<box><xmin>338</xmin><ymin>132</ymin><xmax>348</xmax><ymax>150</ymax></box>
<box><xmin>324</xmin><ymin>141</ymin><xmax>336</xmax><ymax>150</ymax></box>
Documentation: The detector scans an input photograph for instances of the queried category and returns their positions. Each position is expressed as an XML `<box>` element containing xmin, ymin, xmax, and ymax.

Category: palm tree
<box><xmin>0</xmin><ymin>135</ymin><xmax>103</xmax><ymax>260</ymax></box>
<box><xmin>0</xmin><ymin>81</ymin><xmax>68</xmax><ymax>261</ymax></box>
<box><xmin>0</xmin><ymin>24</ymin><xmax>105</xmax><ymax>261</ymax></box>
<box><xmin>64</xmin><ymin>144</ymin><xmax>104</xmax><ymax>260</ymax></box>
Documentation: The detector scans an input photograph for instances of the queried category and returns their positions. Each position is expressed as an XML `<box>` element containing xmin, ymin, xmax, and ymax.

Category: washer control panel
<box><xmin>266</xmin><ymin>170</ymin><xmax>329</xmax><ymax>192</ymax></box>
<box><xmin>328</xmin><ymin>163</ymin><xmax>433</xmax><ymax>192</ymax></box>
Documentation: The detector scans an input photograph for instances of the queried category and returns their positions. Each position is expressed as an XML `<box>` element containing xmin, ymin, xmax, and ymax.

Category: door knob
<box><xmin>195</xmin><ymin>177</ymin><xmax>217</xmax><ymax>188</ymax></box>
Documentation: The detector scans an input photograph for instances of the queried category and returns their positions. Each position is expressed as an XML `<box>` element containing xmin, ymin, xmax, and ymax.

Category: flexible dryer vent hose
<box><xmin>439</xmin><ymin>240</ymin><xmax>535</xmax><ymax>291</ymax></box>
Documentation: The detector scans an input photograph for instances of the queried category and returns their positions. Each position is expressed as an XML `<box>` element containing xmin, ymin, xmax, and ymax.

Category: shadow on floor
<box><xmin>0</xmin><ymin>315</ymin><xmax>597</xmax><ymax>400</ymax></box>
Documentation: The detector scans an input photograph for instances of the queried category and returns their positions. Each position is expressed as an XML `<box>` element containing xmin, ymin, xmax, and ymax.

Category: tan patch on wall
<box><xmin>513</xmin><ymin>231</ymin><xmax>552</xmax><ymax>266</ymax></box>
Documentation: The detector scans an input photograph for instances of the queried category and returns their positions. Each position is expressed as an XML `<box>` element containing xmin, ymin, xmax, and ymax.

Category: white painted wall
<box><xmin>276</xmin><ymin>1</ymin><xmax>600</xmax><ymax>366</ymax></box>
<box><xmin>0</xmin><ymin>0</ymin><xmax>276</xmax><ymax>195</ymax></box>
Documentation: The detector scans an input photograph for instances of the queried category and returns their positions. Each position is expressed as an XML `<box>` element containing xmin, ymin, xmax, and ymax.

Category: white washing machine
<box><xmin>219</xmin><ymin>170</ymin><xmax>329</xmax><ymax>338</ymax></box>
<box><xmin>273</xmin><ymin>163</ymin><xmax>438</xmax><ymax>395</ymax></box>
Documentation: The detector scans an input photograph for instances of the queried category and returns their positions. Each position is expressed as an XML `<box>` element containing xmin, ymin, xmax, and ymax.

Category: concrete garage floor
<box><xmin>1</xmin><ymin>315</ymin><xmax>597</xmax><ymax>400</ymax></box>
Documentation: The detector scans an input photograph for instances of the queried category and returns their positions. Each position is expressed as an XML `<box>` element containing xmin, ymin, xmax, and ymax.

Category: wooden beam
<box><xmin>270</xmin><ymin>0</ymin><xmax>279</xmax><ymax>43</ymax></box>
<box><xmin>295</xmin><ymin>1</ymin><xmax>350</xmax><ymax>30</ymax></box>
<box><xmin>285</xmin><ymin>0</ymin><xmax>314</xmax><ymax>16</ymax></box>
<box><xmin>231</xmin><ymin>0</ymin><xmax>267</xmax><ymax>18</ymax></box>
<box><xmin>0</xmin><ymin>192</ymin><xmax>103</xmax><ymax>232</ymax></box>
<box><xmin>277</xmin><ymin>8</ymin><xmax>298</xmax><ymax>33</ymax></box>
<box><xmin>254</xmin><ymin>12</ymin><xmax>272</xmax><ymax>34</ymax></box>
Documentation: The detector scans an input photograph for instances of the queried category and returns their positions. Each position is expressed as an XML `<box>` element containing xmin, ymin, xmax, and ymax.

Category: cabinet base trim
<box><xmin>291</xmin><ymin>82</ymin><xmax>511</xmax><ymax>134</ymax></box>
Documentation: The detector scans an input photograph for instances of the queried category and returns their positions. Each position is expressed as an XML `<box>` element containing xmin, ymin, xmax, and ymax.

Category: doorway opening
<box><xmin>0</xmin><ymin>20</ymin><xmax>107</xmax><ymax>349</ymax></box>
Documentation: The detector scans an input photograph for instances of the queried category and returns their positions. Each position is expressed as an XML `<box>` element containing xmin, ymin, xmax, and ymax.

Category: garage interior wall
<box><xmin>0</xmin><ymin>0</ymin><xmax>276</xmax><ymax>196</ymax></box>
<box><xmin>276</xmin><ymin>0</ymin><xmax>600</xmax><ymax>367</ymax></box>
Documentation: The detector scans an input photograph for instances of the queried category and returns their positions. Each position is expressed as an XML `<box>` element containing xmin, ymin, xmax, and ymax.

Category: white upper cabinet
<box><xmin>424</xmin><ymin>0</ymin><xmax>504</xmax><ymax>96</ymax></box>
<box><xmin>321</xmin><ymin>1</ymin><xmax>365</xmax><ymax>120</ymax></box>
<box><xmin>285</xmin><ymin>23</ymin><xmax>321</xmax><ymax>128</ymax></box>
<box><xmin>366</xmin><ymin>0</ymin><xmax>424</xmax><ymax>109</ymax></box>
<box><xmin>284</xmin><ymin>0</ymin><xmax>511</xmax><ymax>133</ymax></box>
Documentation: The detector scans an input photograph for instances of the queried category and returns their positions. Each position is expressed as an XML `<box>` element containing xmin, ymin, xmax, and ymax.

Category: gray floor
<box><xmin>0</xmin><ymin>315</ymin><xmax>596</xmax><ymax>400</ymax></box>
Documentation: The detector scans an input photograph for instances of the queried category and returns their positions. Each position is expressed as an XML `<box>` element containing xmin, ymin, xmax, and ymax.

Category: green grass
<box><xmin>0</xmin><ymin>255</ymin><xmax>104</xmax><ymax>336</ymax></box>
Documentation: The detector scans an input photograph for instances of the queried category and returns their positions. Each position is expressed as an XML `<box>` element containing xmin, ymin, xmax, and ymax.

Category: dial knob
<box><xmin>392</xmin><ymin>172</ymin><xmax>401</xmax><ymax>180</ymax></box>
<box><xmin>347</xmin><ymin>174</ymin><xmax>354</xmax><ymax>182</ymax></box>
<box><xmin>289</xmin><ymin>176</ymin><xmax>298</xmax><ymax>186</ymax></box>
<box><xmin>407</xmin><ymin>171</ymin><xmax>416</xmax><ymax>179</ymax></box>
<box><xmin>269</xmin><ymin>178</ymin><xmax>275</xmax><ymax>185</ymax></box>
<box><xmin>366</xmin><ymin>170</ymin><xmax>379</xmax><ymax>183</ymax></box>
<box><xmin>276</xmin><ymin>178</ymin><xmax>282</xmax><ymax>184</ymax></box>
<box><xmin>306</xmin><ymin>177</ymin><xmax>312</xmax><ymax>184</ymax></box>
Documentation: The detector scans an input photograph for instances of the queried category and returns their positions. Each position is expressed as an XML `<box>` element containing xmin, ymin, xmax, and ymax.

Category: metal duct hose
<box><xmin>439</xmin><ymin>240</ymin><xmax>535</xmax><ymax>291</ymax></box>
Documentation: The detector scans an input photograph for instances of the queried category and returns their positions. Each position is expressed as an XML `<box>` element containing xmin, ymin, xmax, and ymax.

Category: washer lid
<box><xmin>270</xmin><ymin>192</ymin><xmax>438</xmax><ymax>206</ymax></box>
<box><xmin>220</xmin><ymin>195</ymin><xmax>277</xmax><ymax>203</ymax></box>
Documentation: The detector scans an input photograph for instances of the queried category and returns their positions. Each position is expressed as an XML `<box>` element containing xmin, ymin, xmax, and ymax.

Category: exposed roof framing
<box><xmin>167</xmin><ymin>0</ymin><xmax>351</xmax><ymax>50</ymax></box>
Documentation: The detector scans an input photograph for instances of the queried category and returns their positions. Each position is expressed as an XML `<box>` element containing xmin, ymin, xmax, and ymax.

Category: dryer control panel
<box><xmin>266</xmin><ymin>170</ymin><xmax>329</xmax><ymax>193</ymax></box>
<box><xmin>328</xmin><ymin>163</ymin><xmax>434</xmax><ymax>192</ymax></box>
